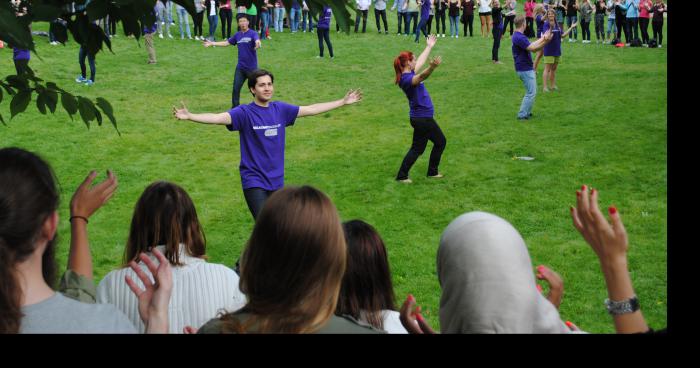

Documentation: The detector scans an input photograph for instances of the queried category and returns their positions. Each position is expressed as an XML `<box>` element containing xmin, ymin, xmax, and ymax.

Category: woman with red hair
<box><xmin>393</xmin><ymin>35</ymin><xmax>446</xmax><ymax>184</ymax></box>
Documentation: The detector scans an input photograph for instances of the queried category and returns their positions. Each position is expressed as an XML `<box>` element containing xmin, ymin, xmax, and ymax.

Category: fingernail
<box><xmin>591</xmin><ymin>188</ymin><xmax>596</xmax><ymax>195</ymax></box>
<box><xmin>576</xmin><ymin>191</ymin><xmax>581</xmax><ymax>198</ymax></box>
<box><xmin>416</xmin><ymin>313</ymin><xmax>425</xmax><ymax>322</ymax></box>
<box><xmin>408</xmin><ymin>294</ymin><xmax>414</xmax><ymax>301</ymax></box>
<box><xmin>581</xmin><ymin>185</ymin><xmax>586</xmax><ymax>191</ymax></box>
<box><xmin>536</xmin><ymin>284</ymin><xmax>543</xmax><ymax>292</ymax></box>
<box><xmin>609</xmin><ymin>206</ymin><xmax>617</xmax><ymax>215</ymax></box>
<box><xmin>565</xmin><ymin>321</ymin><xmax>573</xmax><ymax>327</ymax></box>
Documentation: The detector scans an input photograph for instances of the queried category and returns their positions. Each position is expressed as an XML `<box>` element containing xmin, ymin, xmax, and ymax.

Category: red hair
<box><xmin>394</xmin><ymin>51</ymin><xmax>414</xmax><ymax>85</ymax></box>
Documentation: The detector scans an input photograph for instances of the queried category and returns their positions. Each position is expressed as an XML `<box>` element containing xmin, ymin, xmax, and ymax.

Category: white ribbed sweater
<box><xmin>96</xmin><ymin>245</ymin><xmax>247</xmax><ymax>333</ymax></box>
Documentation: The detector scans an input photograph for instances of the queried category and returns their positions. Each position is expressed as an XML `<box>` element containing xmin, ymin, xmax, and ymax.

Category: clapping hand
<box><xmin>343</xmin><ymin>89</ymin><xmax>363</xmax><ymax>105</ymax></box>
<box><xmin>399</xmin><ymin>294</ymin><xmax>436</xmax><ymax>334</ymax></box>
<box><xmin>172</xmin><ymin>101</ymin><xmax>190</xmax><ymax>120</ymax></box>
<box><xmin>430</xmin><ymin>55</ymin><xmax>443</xmax><ymax>68</ymax></box>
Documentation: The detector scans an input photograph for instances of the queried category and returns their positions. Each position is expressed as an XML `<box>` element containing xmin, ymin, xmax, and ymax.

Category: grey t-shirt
<box><xmin>20</xmin><ymin>293</ymin><xmax>137</xmax><ymax>333</ymax></box>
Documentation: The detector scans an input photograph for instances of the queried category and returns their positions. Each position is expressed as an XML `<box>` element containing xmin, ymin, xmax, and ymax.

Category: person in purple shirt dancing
<box><xmin>172</xmin><ymin>69</ymin><xmax>362</xmax><ymax>219</ymax></box>
<box><xmin>393</xmin><ymin>35</ymin><xmax>446</xmax><ymax>183</ymax></box>
<box><xmin>204</xmin><ymin>16</ymin><xmax>261</xmax><ymax>108</ymax></box>
<box><xmin>415</xmin><ymin>0</ymin><xmax>432</xmax><ymax>42</ymax></box>
<box><xmin>511</xmin><ymin>15</ymin><xmax>552</xmax><ymax>120</ymax></box>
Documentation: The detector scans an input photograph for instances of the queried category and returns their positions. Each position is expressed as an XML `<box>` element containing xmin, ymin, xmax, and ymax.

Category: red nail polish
<box><xmin>565</xmin><ymin>321</ymin><xmax>573</xmax><ymax>327</ymax></box>
<box><xmin>581</xmin><ymin>185</ymin><xmax>586</xmax><ymax>191</ymax></box>
<box><xmin>536</xmin><ymin>284</ymin><xmax>543</xmax><ymax>292</ymax></box>
<box><xmin>576</xmin><ymin>191</ymin><xmax>581</xmax><ymax>197</ymax></box>
<box><xmin>609</xmin><ymin>206</ymin><xmax>617</xmax><ymax>215</ymax></box>
<box><xmin>416</xmin><ymin>313</ymin><xmax>425</xmax><ymax>322</ymax></box>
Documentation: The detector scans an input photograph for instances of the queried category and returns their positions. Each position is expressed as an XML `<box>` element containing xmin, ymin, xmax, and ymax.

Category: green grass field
<box><xmin>1</xmin><ymin>11</ymin><xmax>667</xmax><ymax>333</ymax></box>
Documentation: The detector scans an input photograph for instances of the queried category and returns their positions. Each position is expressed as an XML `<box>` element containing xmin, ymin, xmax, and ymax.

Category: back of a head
<box><xmin>437</xmin><ymin>211</ymin><xmax>568</xmax><ymax>333</ymax></box>
<box><xmin>125</xmin><ymin>181</ymin><xmax>206</xmax><ymax>266</ymax></box>
<box><xmin>336</xmin><ymin>220</ymin><xmax>396</xmax><ymax>329</ymax></box>
<box><xmin>236</xmin><ymin>185</ymin><xmax>346</xmax><ymax>333</ymax></box>
<box><xmin>0</xmin><ymin>147</ymin><xmax>59</xmax><ymax>333</ymax></box>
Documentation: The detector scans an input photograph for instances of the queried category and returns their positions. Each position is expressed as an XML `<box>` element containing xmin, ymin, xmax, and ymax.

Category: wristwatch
<box><xmin>604</xmin><ymin>295</ymin><xmax>640</xmax><ymax>315</ymax></box>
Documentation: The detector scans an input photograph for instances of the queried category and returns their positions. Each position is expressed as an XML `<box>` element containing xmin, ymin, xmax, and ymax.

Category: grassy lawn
<box><xmin>1</xmin><ymin>9</ymin><xmax>667</xmax><ymax>333</ymax></box>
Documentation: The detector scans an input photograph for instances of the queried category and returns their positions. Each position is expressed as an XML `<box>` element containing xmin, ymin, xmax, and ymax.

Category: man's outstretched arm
<box><xmin>297</xmin><ymin>89</ymin><xmax>363</xmax><ymax>117</ymax></box>
<box><xmin>173</xmin><ymin>102</ymin><xmax>232</xmax><ymax>125</ymax></box>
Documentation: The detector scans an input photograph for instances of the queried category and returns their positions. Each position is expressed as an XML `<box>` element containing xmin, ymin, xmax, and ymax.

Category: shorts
<box><xmin>544</xmin><ymin>55</ymin><xmax>561</xmax><ymax>64</ymax></box>
<box><xmin>479</xmin><ymin>12</ymin><xmax>492</xmax><ymax>16</ymax></box>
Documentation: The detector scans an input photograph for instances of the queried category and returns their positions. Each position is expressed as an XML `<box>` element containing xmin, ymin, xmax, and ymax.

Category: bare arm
<box><xmin>413</xmin><ymin>34</ymin><xmax>437</xmax><ymax>72</ymax></box>
<box><xmin>561</xmin><ymin>21</ymin><xmax>578</xmax><ymax>37</ymax></box>
<box><xmin>204</xmin><ymin>40</ymin><xmax>231</xmax><ymax>47</ymax></box>
<box><xmin>411</xmin><ymin>55</ymin><xmax>442</xmax><ymax>85</ymax></box>
<box><xmin>173</xmin><ymin>102</ymin><xmax>232</xmax><ymax>125</ymax></box>
<box><xmin>526</xmin><ymin>29</ymin><xmax>553</xmax><ymax>52</ymax></box>
<box><xmin>297</xmin><ymin>89</ymin><xmax>363</xmax><ymax>117</ymax></box>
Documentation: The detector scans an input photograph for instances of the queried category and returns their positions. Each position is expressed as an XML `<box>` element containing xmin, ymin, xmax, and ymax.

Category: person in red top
<box><xmin>638</xmin><ymin>0</ymin><xmax>652</xmax><ymax>45</ymax></box>
<box><xmin>651</xmin><ymin>0</ymin><xmax>666</xmax><ymax>47</ymax></box>
<box><xmin>524</xmin><ymin>0</ymin><xmax>536</xmax><ymax>37</ymax></box>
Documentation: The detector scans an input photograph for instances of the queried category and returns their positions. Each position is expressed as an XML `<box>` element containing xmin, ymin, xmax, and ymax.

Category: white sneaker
<box><xmin>168</xmin><ymin>34</ymin><xmax>173</xmax><ymax>38</ymax></box>
<box><xmin>397</xmin><ymin>178</ymin><xmax>413</xmax><ymax>184</ymax></box>
<box><xmin>159</xmin><ymin>34</ymin><xmax>163</xmax><ymax>39</ymax></box>
<box><xmin>442</xmin><ymin>34</ymin><xmax>445</xmax><ymax>37</ymax></box>
<box><xmin>456</xmin><ymin>35</ymin><xmax>459</xmax><ymax>38</ymax></box>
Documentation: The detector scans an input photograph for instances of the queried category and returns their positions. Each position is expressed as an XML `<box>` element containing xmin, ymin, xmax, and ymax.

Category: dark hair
<box><xmin>0</xmin><ymin>147</ymin><xmax>59</xmax><ymax>333</ymax></box>
<box><xmin>336</xmin><ymin>220</ymin><xmax>396</xmax><ymax>330</ymax></box>
<box><xmin>124</xmin><ymin>181</ymin><xmax>207</xmax><ymax>266</ymax></box>
<box><xmin>220</xmin><ymin>186</ymin><xmax>347</xmax><ymax>333</ymax></box>
<box><xmin>247</xmin><ymin>69</ymin><xmax>275</xmax><ymax>96</ymax></box>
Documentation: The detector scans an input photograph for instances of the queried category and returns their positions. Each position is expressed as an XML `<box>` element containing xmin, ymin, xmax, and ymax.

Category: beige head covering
<box><xmin>437</xmin><ymin>211</ymin><xmax>570</xmax><ymax>333</ymax></box>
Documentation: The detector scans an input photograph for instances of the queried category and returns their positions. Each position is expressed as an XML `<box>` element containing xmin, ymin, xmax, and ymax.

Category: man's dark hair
<box><xmin>248</xmin><ymin>69</ymin><xmax>275</xmax><ymax>96</ymax></box>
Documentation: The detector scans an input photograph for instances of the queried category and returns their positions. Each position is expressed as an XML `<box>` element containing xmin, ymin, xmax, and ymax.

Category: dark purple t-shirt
<box><xmin>399</xmin><ymin>72</ymin><xmax>434</xmax><ymax>118</ymax></box>
<box><xmin>317</xmin><ymin>6</ymin><xmax>332</xmax><ymax>29</ymax></box>
<box><xmin>511</xmin><ymin>31</ymin><xmax>533</xmax><ymax>72</ymax></box>
<box><xmin>226</xmin><ymin>101</ymin><xmax>300</xmax><ymax>190</ymax></box>
<box><xmin>542</xmin><ymin>21</ymin><xmax>562</xmax><ymax>56</ymax></box>
<box><xmin>13</xmin><ymin>47</ymin><xmax>30</xmax><ymax>61</ymax></box>
<box><xmin>228</xmin><ymin>29</ymin><xmax>259</xmax><ymax>72</ymax></box>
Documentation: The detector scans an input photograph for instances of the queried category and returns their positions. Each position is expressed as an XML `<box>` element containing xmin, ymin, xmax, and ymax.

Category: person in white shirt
<box><xmin>374</xmin><ymin>0</ymin><xmax>389</xmax><ymax>33</ymax></box>
<box><xmin>97</xmin><ymin>181</ymin><xmax>246</xmax><ymax>333</ymax></box>
<box><xmin>477</xmin><ymin>0</ymin><xmax>492</xmax><ymax>37</ymax></box>
<box><xmin>355</xmin><ymin>0</ymin><xmax>372</xmax><ymax>32</ymax></box>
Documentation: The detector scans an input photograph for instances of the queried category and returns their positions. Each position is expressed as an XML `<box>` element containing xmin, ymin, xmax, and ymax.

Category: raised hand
<box><xmin>70</xmin><ymin>170</ymin><xmax>118</xmax><ymax>219</ymax></box>
<box><xmin>429</xmin><ymin>55</ymin><xmax>443</xmax><ymax>68</ymax></box>
<box><xmin>570</xmin><ymin>185</ymin><xmax>629</xmax><ymax>265</ymax></box>
<box><xmin>536</xmin><ymin>264</ymin><xmax>564</xmax><ymax>309</ymax></box>
<box><xmin>173</xmin><ymin>101</ymin><xmax>190</xmax><ymax>120</ymax></box>
<box><xmin>399</xmin><ymin>294</ymin><xmax>436</xmax><ymax>334</ymax></box>
<box><xmin>125</xmin><ymin>248</ymin><xmax>173</xmax><ymax>333</ymax></box>
<box><xmin>343</xmin><ymin>89</ymin><xmax>363</xmax><ymax>105</ymax></box>
<box><xmin>426</xmin><ymin>34</ymin><xmax>438</xmax><ymax>48</ymax></box>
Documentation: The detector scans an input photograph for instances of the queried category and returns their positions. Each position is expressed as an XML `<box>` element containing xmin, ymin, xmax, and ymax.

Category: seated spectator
<box><xmin>400</xmin><ymin>211</ymin><xmax>575</xmax><ymax>333</ymax></box>
<box><xmin>336</xmin><ymin>220</ymin><xmax>407</xmax><ymax>333</ymax></box>
<box><xmin>96</xmin><ymin>181</ymin><xmax>246</xmax><ymax>333</ymax></box>
<box><xmin>0</xmin><ymin>147</ymin><xmax>169</xmax><ymax>333</ymax></box>
<box><xmin>195</xmin><ymin>186</ymin><xmax>383</xmax><ymax>333</ymax></box>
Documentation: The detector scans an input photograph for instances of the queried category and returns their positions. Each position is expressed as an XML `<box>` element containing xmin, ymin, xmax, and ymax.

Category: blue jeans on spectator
<box><xmin>517</xmin><ymin>70</ymin><xmax>536</xmax><ymax>119</ymax></box>
<box><xmin>208</xmin><ymin>14</ymin><xmax>218</xmax><ymax>40</ymax></box>
<box><xmin>177</xmin><ymin>7</ymin><xmax>191</xmax><ymax>38</ymax></box>
<box><xmin>449</xmin><ymin>15</ymin><xmax>459</xmax><ymax>37</ymax></box>
<box><xmin>232</xmin><ymin>67</ymin><xmax>252</xmax><ymax>108</ymax></box>
<box><xmin>607</xmin><ymin>18</ymin><xmax>616</xmax><ymax>39</ymax></box>
<box><xmin>404</xmin><ymin>11</ymin><xmax>418</xmax><ymax>35</ymax></box>
<box><xmin>78</xmin><ymin>46</ymin><xmax>96</xmax><ymax>82</ymax></box>
<box><xmin>261</xmin><ymin>11</ymin><xmax>271</xmax><ymax>38</ymax></box>
<box><xmin>274</xmin><ymin>8</ymin><xmax>285</xmax><ymax>32</ymax></box>
<box><xmin>567</xmin><ymin>15</ymin><xmax>578</xmax><ymax>39</ymax></box>
<box><xmin>165</xmin><ymin>1</ymin><xmax>173</xmax><ymax>23</ymax></box>
<box><xmin>302</xmin><ymin>9</ymin><xmax>314</xmax><ymax>31</ymax></box>
<box><xmin>290</xmin><ymin>7</ymin><xmax>301</xmax><ymax>32</ymax></box>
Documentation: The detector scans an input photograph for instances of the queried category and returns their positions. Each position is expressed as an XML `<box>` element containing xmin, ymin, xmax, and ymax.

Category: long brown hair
<box><xmin>394</xmin><ymin>51</ymin><xmax>414</xmax><ymax>84</ymax></box>
<box><xmin>0</xmin><ymin>148</ymin><xmax>59</xmax><ymax>333</ymax></box>
<box><xmin>336</xmin><ymin>220</ymin><xmax>397</xmax><ymax>330</ymax></box>
<box><xmin>124</xmin><ymin>181</ymin><xmax>206</xmax><ymax>266</ymax></box>
<box><xmin>219</xmin><ymin>185</ymin><xmax>347</xmax><ymax>333</ymax></box>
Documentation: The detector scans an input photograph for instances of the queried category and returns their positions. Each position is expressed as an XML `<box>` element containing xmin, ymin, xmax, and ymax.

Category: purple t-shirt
<box><xmin>399</xmin><ymin>72</ymin><xmax>434</xmax><ymax>118</ymax></box>
<box><xmin>542</xmin><ymin>21</ymin><xmax>562</xmax><ymax>57</ymax></box>
<box><xmin>421</xmin><ymin>0</ymin><xmax>431</xmax><ymax>20</ymax></box>
<box><xmin>317</xmin><ymin>6</ymin><xmax>332</xmax><ymax>29</ymax></box>
<box><xmin>13</xmin><ymin>47</ymin><xmax>30</xmax><ymax>61</ymax></box>
<box><xmin>511</xmin><ymin>31</ymin><xmax>533</xmax><ymax>72</ymax></box>
<box><xmin>226</xmin><ymin>101</ymin><xmax>300</xmax><ymax>190</ymax></box>
<box><xmin>227</xmin><ymin>30</ymin><xmax>259</xmax><ymax>72</ymax></box>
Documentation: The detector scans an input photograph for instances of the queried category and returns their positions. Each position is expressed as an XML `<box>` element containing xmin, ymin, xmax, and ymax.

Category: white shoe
<box><xmin>442</xmin><ymin>34</ymin><xmax>445</xmax><ymax>37</ymax></box>
<box><xmin>456</xmin><ymin>35</ymin><xmax>459</xmax><ymax>38</ymax></box>
<box><xmin>168</xmin><ymin>34</ymin><xmax>173</xmax><ymax>38</ymax></box>
<box><xmin>159</xmin><ymin>34</ymin><xmax>163</xmax><ymax>39</ymax></box>
<box><xmin>397</xmin><ymin>178</ymin><xmax>413</xmax><ymax>184</ymax></box>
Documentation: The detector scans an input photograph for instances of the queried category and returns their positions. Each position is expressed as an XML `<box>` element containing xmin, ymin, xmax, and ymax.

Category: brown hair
<box><xmin>0</xmin><ymin>148</ymin><xmax>59</xmax><ymax>333</ymax></box>
<box><xmin>124</xmin><ymin>181</ymin><xmax>206</xmax><ymax>266</ymax></box>
<box><xmin>219</xmin><ymin>185</ymin><xmax>347</xmax><ymax>333</ymax></box>
<box><xmin>514</xmin><ymin>14</ymin><xmax>527</xmax><ymax>29</ymax></box>
<box><xmin>336</xmin><ymin>220</ymin><xmax>397</xmax><ymax>330</ymax></box>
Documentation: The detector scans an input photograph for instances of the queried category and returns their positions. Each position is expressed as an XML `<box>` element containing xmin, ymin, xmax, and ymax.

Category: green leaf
<box><xmin>87</xmin><ymin>0</ymin><xmax>110</xmax><ymax>22</ymax></box>
<box><xmin>10</xmin><ymin>89</ymin><xmax>32</xmax><ymax>119</ymax></box>
<box><xmin>0</xmin><ymin>112</ymin><xmax>5</xmax><ymax>126</ymax></box>
<box><xmin>36</xmin><ymin>91</ymin><xmax>47</xmax><ymax>115</ymax></box>
<box><xmin>61</xmin><ymin>92</ymin><xmax>78</xmax><ymax>119</ymax></box>
<box><xmin>30</xmin><ymin>4</ymin><xmax>62</xmax><ymax>22</ymax></box>
<box><xmin>6</xmin><ymin>75</ymin><xmax>29</xmax><ymax>90</ymax></box>
<box><xmin>0</xmin><ymin>8</ymin><xmax>35</xmax><ymax>52</ymax></box>
<box><xmin>45</xmin><ymin>88</ymin><xmax>58</xmax><ymax>113</ymax></box>
<box><xmin>96</xmin><ymin>97</ymin><xmax>120</xmax><ymax>134</ymax></box>
<box><xmin>46</xmin><ymin>82</ymin><xmax>61</xmax><ymax>92</ymax></box>
<box><xmin>77</xmin><ymin>96</ymin><xmax>96</xmax><ymax>127</ymax></box>
<box><xmin>0</xmin><ymin>85</ymin><xmax>3</xmax><ymax>104</ymax></box>
<box><xmin>94</xmin><ymin>107</ymin><xmax>103</xmax><ymax>126</ymax></box>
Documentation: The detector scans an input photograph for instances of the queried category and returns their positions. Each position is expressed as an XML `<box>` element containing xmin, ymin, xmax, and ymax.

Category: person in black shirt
<box><xmin>491</xmin><ymin>0</ymin><xmax>503</xmax><ymax>63</ymax></box>
<box><xmin>565</xmin><ymin>0</ymin><xmax>578</xmax><ymax>41</ymax></box>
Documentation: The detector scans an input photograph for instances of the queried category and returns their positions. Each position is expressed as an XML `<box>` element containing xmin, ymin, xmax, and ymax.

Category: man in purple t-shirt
<box><xmin>173</xmin><ymin>69</ymin><xmax>362</xmax><ymax>219</ymax></box>
<box><xmin>511</xmin><ymin>15</ymin><xmax>552</xmax><ymax>120</ymax></box>
<box><xmin>204</xmin><ymin>16</ymin><xmax>261</xmax><ymax>108</ymax></box>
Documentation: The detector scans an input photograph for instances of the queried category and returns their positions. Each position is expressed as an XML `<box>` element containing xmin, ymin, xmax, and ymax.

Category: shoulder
<box><xmin>318</xmin><ymin>315</ymin><xmax>386</xmax><ymax>334</ymax></box>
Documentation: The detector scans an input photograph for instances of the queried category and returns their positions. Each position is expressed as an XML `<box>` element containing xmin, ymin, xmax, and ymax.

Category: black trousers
<box><xmin>525</xmin><ymin>16</ymin><xmax>534</xmax><ymax>37</ymax></box>
<box><xmin>464</xmin><ymin>14</ymin><xmax>474</xmax><ymax>36</ymax></box>
<box><xmin>375</xmin><ymin>9</ymin><xmax>388</xmax><ymax>32</ymax></box>
<box><xmin>243</xmin><ymin>187</ymin><xmax>277</xmax><ymax>220</ymax></box>
<box><xmin>14</xmin><ymin>59</ymin><xmax>29</xmax><ymax>75</ymax></box>
<box><xmin>616</xmin><ymin>15</ymin><xmax>626</xmax><ymax>41</ymax></box>
<box><xmin>317</xmin><ymin>28</ymin><xmax>334</xmax><ymax>57</ymax></box>
<box><xmin>355</xmin><ymin>9</ymin><xmax>368</xmax><ymax>32</ymax></box>
<box><xmin>504</xmin><ymin>15</ymin><xmax>515</xmax><ymax>35</ymax></box>
<box><xmin>397</xmin><ymin>12</ymin><xmax>405</xmax><ymax>33</ymax></box>
<box><xmin>639</xmin><ymin>17</ymin><xmax>650</xmax><ymax>43</ymax></box>
<box><xmin>492</xmin><ymin>23</ymin><xmax>501</xmax><ymax>61</ymax></box>
<box><xmin>220</xmin><ymin>8</ymin><xmax>232</xmax><ymax>38</ymax></box>
<box><xmin>581</xmin><ymin>20</ymin><xmax>591</xmax><ymax>41</ymax></box>
<box><xmin>435</xmin><ymin>10</ymin><xmax>446</xmax><ymax>35</ymax></box>
<box><xmin>396</xmin><ymin>117</ymin><xmax>447</xmax><ymax>180</ymax></box>
<box><xmin>193</xmin><ymin>11</ymin><xmax>204</xmax><ymax>37</ymax></box>
<box><xmin>652</xmin><ymin>19</ymin><xmax>663</xmax><ymax>45</ymax></box>
<box><xmin>626</xmin><ymin>17</ymin><xmax>638</xmax><ymax>41</ymax></box>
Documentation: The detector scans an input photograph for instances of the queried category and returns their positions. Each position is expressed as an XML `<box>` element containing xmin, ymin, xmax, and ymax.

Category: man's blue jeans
<box><xmin>517</xmin><ymin>70</ymin><xmax>537</xmax><ymax>119</ymax></box>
